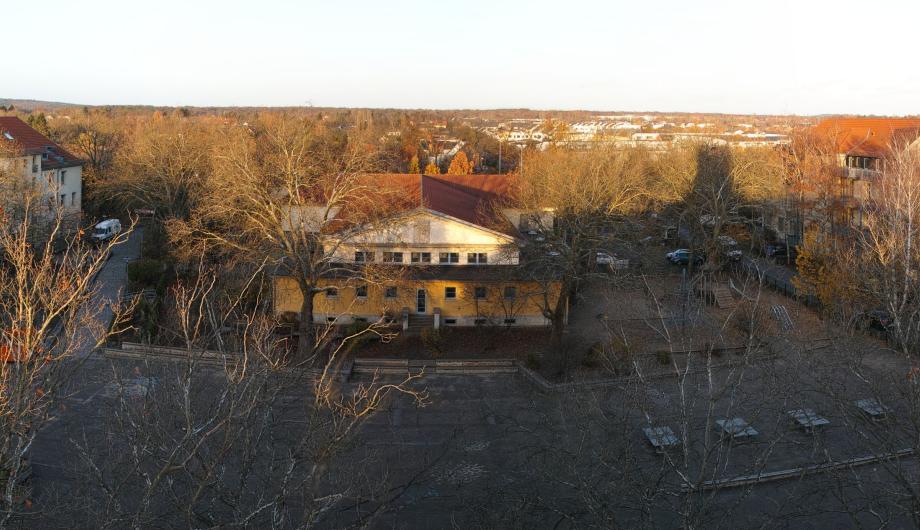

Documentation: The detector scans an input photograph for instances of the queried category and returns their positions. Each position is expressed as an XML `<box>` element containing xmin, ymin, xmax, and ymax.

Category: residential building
<box><xmin>766</xmin><ymin>117</ymin><xmax>920</xmax><ymax>247</ymax></box>
<box><xmin>272</xmin><ymin>174</ymin><xmax>562</xmax><ymax>329</ymax></box>
<box><xmin>0</xmin><ymin>116</ymin><xmax>83</xmax><ymax>230</ymax></box>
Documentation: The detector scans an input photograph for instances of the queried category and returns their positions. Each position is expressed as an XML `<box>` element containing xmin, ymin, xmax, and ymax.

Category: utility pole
<box><xmin>498</xmin><ymin>138</ymin><xmax>502</xmax><ymax>174</ymax></box>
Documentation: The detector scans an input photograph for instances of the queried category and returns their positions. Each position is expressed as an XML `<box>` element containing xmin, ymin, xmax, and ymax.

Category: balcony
<box><xmin>846</xmin><ymin>167</ymin><xmax>881</xmax><ymax>180</ymax></box>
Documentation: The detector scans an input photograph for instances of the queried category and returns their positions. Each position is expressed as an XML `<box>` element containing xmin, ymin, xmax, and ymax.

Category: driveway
<box><xmin>73</xmin><ymin>227</ymin><xmax>142</xmax><ymax>359</ymax></box>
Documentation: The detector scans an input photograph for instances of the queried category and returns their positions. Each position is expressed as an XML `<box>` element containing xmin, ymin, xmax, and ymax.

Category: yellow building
<box><xmin>272</xmin><ymin>174</ymin><xmax>563</xmax><ymax>329</ymax></box>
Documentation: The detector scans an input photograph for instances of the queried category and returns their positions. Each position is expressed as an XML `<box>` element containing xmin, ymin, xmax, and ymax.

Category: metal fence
<box><xmin>740</xmin><ymin>260</ymin><xmax>821</xmax><ymax>309</ymax></box>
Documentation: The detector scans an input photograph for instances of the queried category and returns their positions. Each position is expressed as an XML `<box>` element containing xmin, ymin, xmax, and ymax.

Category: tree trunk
<box><xmin>550</xmin><ymin>289</ymin><xmax>569</xmax><ymax>364</ymax></box>
<box><xmin>297</xmin><ymin>286</ymin><xmax>315</xmax><ymax>360</ymax></box>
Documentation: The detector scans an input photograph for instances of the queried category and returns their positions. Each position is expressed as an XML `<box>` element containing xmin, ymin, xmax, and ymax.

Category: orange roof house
<box><xmin>815</xmin><ymin>117</ymin><xmax>920</xmax><ymax>158</ymax></box>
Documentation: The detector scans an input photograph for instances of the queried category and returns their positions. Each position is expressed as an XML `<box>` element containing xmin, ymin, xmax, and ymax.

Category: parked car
<box><xmin>863</xmin><ymin>309</ymin><xmax>893</xmax><ymax>331</ymax></box>
<box><xmin>766</xmin><ymin>243</ymin><xmax>796</xmax><ymax>259</ymax></box>
<box><xmin>597</xmin><ymin>251</ymin><xmax>629</xmax><ymax>270</ymax></box>
<box><xmin>717</xmin><ymin>236</ymin><xmax>743</xmax><ymax>262</ymax></box>
<box><xmin>666</xmin><ymin>249</ymin><xmax>703</xmax><ymax>265</ymax></box>
<box><xmin>91</xmin><ymin>218</ymin><xmax>122</xmax><ymax>243</ymax></box>
<box><xmin>666</xmin><ymin>249</ymin><xmax>687</xmax><ymax>262</ymax></box>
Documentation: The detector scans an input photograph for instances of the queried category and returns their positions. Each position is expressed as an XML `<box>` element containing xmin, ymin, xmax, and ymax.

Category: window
<box><xmin>327</xmin><ymin>317</ymin><xmax>336</xmax><ymax>322</ymax></box>
<box><xmin>71</xmin><ymin>192</ymin><xmax>76</xmax><ymax>205</ymax></box>
<box><xmin>325</xmin><ymin>287</ymin><xmax>338</xmax><ymax>298</ymax></box>
<box><xmin>474</xmin><ymin>318</ymin><xmax>487</xmax><ymax>325</ymax></box>
<box><xmin>504</xmin><ymin>286</ymin><xmax>517</xmax><ymax>299</ymax></box>
<box><xmin>411</xmin><ymin>252</ymin><xmax>431</xmax><ymax>264</ymax></box>
<box><xmin>504</xmin><ymin>318</ymin><xmax>517</xmax><ymax>325</ymax></box>
<box><xmin>356</xmin><ymin>285</ymin><xmax>368</xmax><ymax>298</ymax></box>
<box><xmin>474</xmin><ymin>286</ymin><xmax>487</xmax><ymax>300</ymax></box>
<box><xmin>382</xmin><ymin>251</ymin><xmax>403</xmax><ymax>263</ymax></box>
<box><xmin>60</xmin><ymin>170</ymin><xmax>66</xmax><ymax>186</ymax></box>
<box><xmin>60</xmin><ymin>194</ymin><xmax>66</xmax><ymax>205</ymax></box>
<box><xmin>444</xmin><ymin>318</ymin><xmax>457</xmax><ymax>325</ymax></box>
<box><xmin>384</xmin><ymin>286</ymin><xmax>397</xmax><ymax>299</ymax></box>
<box><xmin>445</xmin><ymin>286</ymin><xmax>457</xmax><ymax>299</ymax></box>
<box><xmin>354</xmin><ymin>251</ymin><xmax>374</xmax><ymax>263</ymax></box>
<box><xmin>439</xmin><ymin>252</ymin><xmax>459</xmax><ymax>264</ymax></box>
<box><xmin>467</xmin><ymin>252</ymin><xmax>488</xmax><ymax>264</ymax></box>
<box><xmin>519</xmin><ymin>213</ymin><xmax>540</xmax><ymax>230</ymax></box>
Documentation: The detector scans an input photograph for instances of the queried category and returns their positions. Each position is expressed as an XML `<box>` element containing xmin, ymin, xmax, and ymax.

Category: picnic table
<box><xmin>716</xmin><ymin>418</ymin><xmax>758</xmax><ymax>439</ymax></box>
<box><xmin>643</xmin><ymin>426</ymin><xmax>679</xmax><ymax>452</ymax></box>
<box><xmin>856</xmin><ymin>398</ymin><xmax>890</xmax><ymax>420</ymax></box>
<box><xmin>787</xmin><ymin>409</ymin><xmax>830</xmax><ymax>431</ymax></box>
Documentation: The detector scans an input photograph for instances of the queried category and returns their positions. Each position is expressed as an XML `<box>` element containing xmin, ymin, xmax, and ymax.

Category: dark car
<box><xmin>766</xmin><ymin>244</ymin><xmax>797</xmax><ymax>259</ymax></box>
<box><xmin>666</xmin><ymin>249</ymin><xmax>704</xmax><ymax>266</ymax></box>
<box><xmin>865</xmin><ymin>309</ymin><xmax>893</xmax><ymax>331</ymax></box>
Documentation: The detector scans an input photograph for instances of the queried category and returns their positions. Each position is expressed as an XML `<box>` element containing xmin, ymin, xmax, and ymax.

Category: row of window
<box><xmin>326</xmin><ymin>285</ymin><xmax>517</xmax><ymax>300</ymax></box>
<box><xmin>59</xmin><ymin>192</ymin><xmax>77</xmax><ymax>206</ymax></box>
<box><xmin>355</xmin><ymin>251</ymin><xmax>488</xmax><ymax>264</ymax></box>
<box><xmin>329</xmin><ymin>316</ymin><xmax>517</xmax><ymax>325</ymax></box>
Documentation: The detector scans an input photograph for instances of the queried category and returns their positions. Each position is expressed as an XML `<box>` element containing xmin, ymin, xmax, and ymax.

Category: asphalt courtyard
<box><xmin>29</xmin><ymin>340</ymin><xmax>920</xmax><ymax>529</ymax></box>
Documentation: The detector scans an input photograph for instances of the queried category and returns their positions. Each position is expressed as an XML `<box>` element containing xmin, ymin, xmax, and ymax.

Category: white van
<box><xmin>91</xmin><ymin>219</ymin><xmax>121</xmax><ymax>243</ymax></box>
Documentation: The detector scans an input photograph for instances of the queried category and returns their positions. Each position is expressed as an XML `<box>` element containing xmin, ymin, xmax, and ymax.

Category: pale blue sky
<box><xmin>6</xmin><ymin>0</ymin><xmax>919</xmax><ymax>115</ymax></box>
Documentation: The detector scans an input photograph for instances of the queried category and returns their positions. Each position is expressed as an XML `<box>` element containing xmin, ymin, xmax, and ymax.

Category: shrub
<box><xmin>525</xmin><ymin>351</ymin><xmax>541</xmax><ymax>370</ymax></box>
<box><xmin>583</xmin><ymin>341</ymin><xmax>610</xmax><ymax>368</ymax></box>
<box><xmin>656</xmin><ymin>350</ymin><xmax>671</xmax><ymax>365</ymax></box>
<box><xmin>421</xmin><ymin>327</ymin><xmax>446</xmax><ymax>357</ymax></box>
<box><xmin>279</xmin><ymin>311</ymin><xmax>300</xmax><ymax>325</ymax></box>
<box><xmin>133</xmin><ymin>297</ymin><xmax>159</xmax><ymax>343</ymax></box>
<box><xmin>612</xmin><ymin>356</ymin><xmax>633</xmax><ymax>376</ymax></box>
<box><xmin>608</xmin><ymin>336</ymin><xmax>631</xmax><ymax>356</ymax></box>
<box><xmin>141</xmin><ymin>221</ymin><xmax>169</xmax><ymax>260</ymax></box>
<box><xmin>127</xmin><ymin>258</ymin><xmax>163</xmax><ymax>288</ymax></box>
<box><xmin>342</xmin><ymin>320</ymin><xmax>376</xmax><ymax>349</ymax></box>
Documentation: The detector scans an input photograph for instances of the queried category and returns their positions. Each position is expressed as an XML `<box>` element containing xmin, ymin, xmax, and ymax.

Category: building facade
<box><xmin>765</xmin><ymin>117</ymin><xmax>920</xmax><ymax>247</ymax></box>
<box><xmin>272</xmin><ymin>174</ymin><xmax>562</xmax><ymax>329</ymax></box>
<box><xmin>0</xmin><ymin>116</ymin><xmax>83</xmax><ymax>231</ymax></box>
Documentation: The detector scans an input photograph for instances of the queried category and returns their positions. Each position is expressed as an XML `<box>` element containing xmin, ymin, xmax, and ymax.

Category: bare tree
<box><xmin>173</xmin><ymin>114</ymin><xmax>410</xmax><ymax>359</ymax></box>
<box><xmin>512</xmin><ymin>146</ymin><xmax>651</xmax><ymax>358</ymax></box>
<box><xmin>0</xmin><ymin>159</ymin><xmax>132</xmax><ymax>525</ymax></box>
<box><xmin>69</xmin><ymin>260</ymin><xmax>426</xmax><ymax>528</ymax></box>
<box><xmin>853</xmin><ymin>142</ymin><xmax>920</xmax><ymax>354</ymax></box>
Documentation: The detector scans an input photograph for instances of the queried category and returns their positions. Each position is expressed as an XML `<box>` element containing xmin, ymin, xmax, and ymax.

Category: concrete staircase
<box><xmin>406</xmin><ymin>314</ymin><xmax>435</xmax><ymax>333</ymax></box>
<box><xmin>712</xmin><ymin>285</ymin><xmax>735</xmax><ymax>308</ymax></box>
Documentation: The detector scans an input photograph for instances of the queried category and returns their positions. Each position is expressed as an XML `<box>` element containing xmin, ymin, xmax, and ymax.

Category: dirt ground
<box><xmin>350</xmin><ymin>240</ymin><xmax>893</xmax><ymax>382</ymax></box>
<box><xmin>357</xmin><ymin>326</ymin><xmax>551</xmax><ymax>361</ymax></box>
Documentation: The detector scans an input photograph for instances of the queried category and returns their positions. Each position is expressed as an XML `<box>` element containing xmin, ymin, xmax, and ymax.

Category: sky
<box><xmin>5</xmin><ymin>0</ymin><xmax>920</xmax><ymax>115</ymax></box>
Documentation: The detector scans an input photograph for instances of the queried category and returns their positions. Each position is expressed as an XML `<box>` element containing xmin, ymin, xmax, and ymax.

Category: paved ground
<box><xmin>72</xmin><ymin>227</ymin><xmax>141</xmax><ymax>359</ymax></box>
<box><xmin>26</xmin><ymin>341</ymin><xmax>919</xmax><ymax>528</ymax></box>
<box><xmin>24</xmin><ymin>231</ymin><xmax>919</xmax><ymax>528</ymax></box>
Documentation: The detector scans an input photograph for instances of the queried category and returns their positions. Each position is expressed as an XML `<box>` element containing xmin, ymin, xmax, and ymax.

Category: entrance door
<box><xmin>416</xmin><ymin>289</ymin><xmax>426</xmax><ymax>313</ymax></box>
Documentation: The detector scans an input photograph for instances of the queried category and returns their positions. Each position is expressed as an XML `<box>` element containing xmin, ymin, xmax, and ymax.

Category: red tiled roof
<box><xmin>815</xmin><ymin>117</ymin><xmax>920</xmax><ymax>158</ymax></box>
<box><xmin>421</xmin><ymin>174</ymin><xmax>517</xmax><ymax>229</ymax></box>
<box><xmin>325</xmin><ymin>173</ymin><xmax>519</xmax><ymax>235</ymax></box>
<box><xmin>0</xmin><ymin>116</ymin><xmax>82</xmax><ymax>168</ymax></box>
